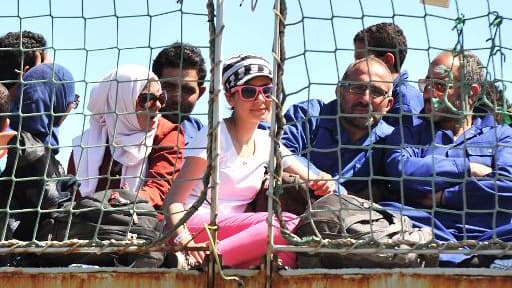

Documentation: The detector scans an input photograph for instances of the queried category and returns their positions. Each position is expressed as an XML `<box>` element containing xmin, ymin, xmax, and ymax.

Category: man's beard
<box><xmin>341</xmin><ymin>103</ymin><xmax>381</xmax><ymax>129</ymax></box>
<box><xmin>431</xmin><ymin>96</ymin><xmax>465</xmax><ymax>124</ymax></box>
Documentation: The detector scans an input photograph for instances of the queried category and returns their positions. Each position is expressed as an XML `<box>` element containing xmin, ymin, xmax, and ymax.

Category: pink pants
<box><xmin>187</xmin><ymin>212</ymin><xmax>299</xmax><ymax>269</ymax></box>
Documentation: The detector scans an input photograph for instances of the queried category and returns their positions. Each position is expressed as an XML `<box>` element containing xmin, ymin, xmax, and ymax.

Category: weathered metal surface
<box><xmin>1</xmin><ymin>268</ymin><xmax>512</xmax><ymax>288</ymax></box>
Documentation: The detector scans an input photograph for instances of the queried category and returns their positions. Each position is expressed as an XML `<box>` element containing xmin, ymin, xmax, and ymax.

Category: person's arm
<box><xmin>281</xmin><ymin>99</ymin><xmax>323</xmax><ymax>155</ymax></box>
<box><xmin>283</xmin><ymin>158</ymin><xmax>335</xmax><ymax>196</ymax></box>
<box><xmin>440</xmin><ymin>130</ymin><xmax>512</xmax><ymax>210</ymax></box>
<box><xmin>163</xmin><ymin>156</ymin><xmax>208</xmax><ymax>264</ymax></box>
<box><xmin>281</xmin><ymin>145</ymin><xmax>335</xmax><ymax>196</ymax></box>
<box><xmin>384</xmin><ymin>123</ymin><xmax>471</xmax><ymax>203</ymax></box>
<box><xmin>138</xmin><ymin>123</ymin><xmax>185</xmax><ymax>210</ymax></box>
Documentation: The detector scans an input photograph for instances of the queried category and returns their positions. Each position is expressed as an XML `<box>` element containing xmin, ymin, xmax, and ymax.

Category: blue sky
<box><xmin>1</xmin><ymin>0</ymin><xmax>510</xmax><ymax>164</ymax></box>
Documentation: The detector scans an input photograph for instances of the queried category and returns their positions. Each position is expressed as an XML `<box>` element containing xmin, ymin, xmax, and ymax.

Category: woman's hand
<box><xmin>183</xmin><ymin>240</ymin><xmax>208</xmax><ymax>266</ymax></box>
<box><xmin>309</xmin><ymin>171</ymin><xmax>335</xmax><ymax>196</ymax></box>
<box><xmin>173</xmin><ymin>230</ymin><xmax>208</xmax><ymax>265</ymax></box>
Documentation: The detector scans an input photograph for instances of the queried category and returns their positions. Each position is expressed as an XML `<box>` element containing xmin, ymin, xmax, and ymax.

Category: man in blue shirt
<box><xmin>383</xmin><ymin>50</ymin><xmax>512</xmax><ymax>266</ymax></box>
<box><xmin>353</xmin><ymin>23</ymin><xmax>423</xmax><ymax>128</ymax></box>
<box><xmin>152</xmin><ymin>42</ymin><xmax>207</xmax><ymax>145</ymax></box>
<box><xmin>281</xmin><ymin>56</ymin><xmax>394</xmax><ymax>196</ymax></box>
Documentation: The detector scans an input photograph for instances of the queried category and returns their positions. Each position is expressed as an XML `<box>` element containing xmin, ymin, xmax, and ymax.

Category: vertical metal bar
<box><xmin>207</xmin><ymin>1</ymin><xmax>224</xmax><ymax>287</ymax></box>
<box><xmin>265</xmin><ymin>0</ymin><xmax>283</xmax><ymax>287</ymax></box>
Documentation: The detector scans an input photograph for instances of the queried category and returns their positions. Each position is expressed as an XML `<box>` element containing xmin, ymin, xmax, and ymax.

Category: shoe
<box><xmin>167</xmin><ymin>252</ymin><xmax>191</xmax><ymax>269</ymax></box>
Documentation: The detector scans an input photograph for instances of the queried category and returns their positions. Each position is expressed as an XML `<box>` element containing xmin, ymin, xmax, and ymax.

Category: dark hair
<box><xmin>152</xmin><ymin>42</ymin><xmax>207</xmax><ymax>87</ymax></box>
<box><xmin>353</xmin><ymin>23</ymin><xmax>407</xmax><ymax>72</ymax></box>
<box><xmin>0</xmin><ymin>83</ymin><xmax>9</xmax><ymax>126</ymax></box>
<box><xmin>0</xmin><ymin>31</ymin><xmax>47</xmax><ymax>89</ymax></box>
<box><xmin>453</xmin><ymin>50</ymin><xmax>485</xmax><ymax>86</ymax></box>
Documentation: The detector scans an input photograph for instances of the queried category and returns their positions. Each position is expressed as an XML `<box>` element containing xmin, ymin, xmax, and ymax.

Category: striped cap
<box><xmin>222</xmin><ymin>54</ymin><xmax>272</xmax><ymax>92</ymax></box>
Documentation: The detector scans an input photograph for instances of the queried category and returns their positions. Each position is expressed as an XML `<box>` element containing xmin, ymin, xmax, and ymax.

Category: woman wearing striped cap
<box><xmin>164</xmin><ymin>54</ymin><xmax>335</xmax><ymax>269</ymax></box>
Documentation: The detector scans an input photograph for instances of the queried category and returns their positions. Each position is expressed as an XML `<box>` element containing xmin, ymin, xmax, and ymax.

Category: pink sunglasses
<box><xmin>230</xmin><ymin>85</ymin><xmax>273</xmax><ymax>101</ymax></box>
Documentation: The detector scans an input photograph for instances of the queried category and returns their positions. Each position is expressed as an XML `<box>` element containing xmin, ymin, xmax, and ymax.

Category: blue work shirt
<box><xmin>385</xmin><ymin>114</ymin><xmax>512</xmax><ymax>240</ymax></box>
<box><xmin>281</xmin><ymin>99</ymin><xmax>394</xmax><ymax>194</ymax></box>
<box><xmin>383</xmin><ymin>70</ymin><xmax>424</xmax><ymax>128</ymax></box>
<box><xmin>180</xmin><ymin>116</ymin><xmax>204</xmax><ymax>146</ymax></box>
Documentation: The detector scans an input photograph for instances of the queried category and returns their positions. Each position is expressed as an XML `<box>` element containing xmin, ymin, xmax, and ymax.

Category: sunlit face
<box><xmin>159</xmin><ymin>67</ymin><xmax>205</xmax><ymax>123</ymax></box>
<box><xmin>136</xmin><ymin>80</ymin><xmax>163</xmax><ymax>131</ymax></box>
<box><xmin>338</xmin><ymin>60</ymin><xmax>393</xmax><ymax>129</ymax></box>
<box><xmin>422</xmin><ymin>52</ymin><xmax>463</xmax><ymax>122</ymax></box>
<box><xmin>227</xmin><ymin>76</ymin><xmax>272</xmax><ymax>124</ymax></box>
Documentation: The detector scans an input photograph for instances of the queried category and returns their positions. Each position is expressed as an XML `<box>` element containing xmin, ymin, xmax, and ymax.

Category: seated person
<box><xmin>152</xmin><ymin>42</ymin><xmax>207</xmax><ymax>145</ymax></box>
<box><xmin>353</xmin><ymin>22</ymin><xmax>423</xmax><ymax>128</ymax></box>
<box><xmin>164</xmin><ymin>54</ymin><xmax>334</xmax><ymax>269</ymax></box>
<box><xmin>9</xmin><ymin>63</ymin><xmax>76</xmax><ymax>153</ymax></box>
<box><xmin>281</xmin><ymin>56</ymin><xmax>395</xmax><ymax>199</ymax></box>
<box><xmin>382</xmin><ymin>50</ymin><xmax>512</xmax><ymax>267</ymax></box>
<box><xmin>1</xmin><ymin>64</ymin><xmax>76</xmax><ymax>242</ymax></box>
<box><xmin>68</xmin><ymin>64</ymin><xmax>184</xmax><ymax>211</ymax></box>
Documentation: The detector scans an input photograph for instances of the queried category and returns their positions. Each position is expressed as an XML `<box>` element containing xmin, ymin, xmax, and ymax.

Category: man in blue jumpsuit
<box><xmin>353</xmin><ymin>22</ymin><xmax>423</xmax><ymax>128</ymax></box>
<box><xmin>281</xmin><ymin>56</ymin><xmax>395</xmax><ymax>196</ymax></box>
<box><xmin>382</xmin><ymin>50</ymin><xmax>512</xmax><ymax>266</ymax></box>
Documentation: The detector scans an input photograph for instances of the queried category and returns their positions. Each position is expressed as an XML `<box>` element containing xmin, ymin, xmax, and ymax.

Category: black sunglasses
<box><xmin>137</xmin><ymin>91</ymin><xmax>168</xmax><ymax>108</ymax></box>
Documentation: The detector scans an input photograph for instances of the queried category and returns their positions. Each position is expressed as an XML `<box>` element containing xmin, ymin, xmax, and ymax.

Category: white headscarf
<box><xmin>72</xmin><ymin>64</ymin><xmax>159</xmax><ymax>196</ymax></box>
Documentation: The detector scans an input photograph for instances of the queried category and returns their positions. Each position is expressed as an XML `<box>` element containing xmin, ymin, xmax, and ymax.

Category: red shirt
<box><xmin>68</xmin><ymin>117</ymin><xmax>184</xmax><ymax>210</ymax></box>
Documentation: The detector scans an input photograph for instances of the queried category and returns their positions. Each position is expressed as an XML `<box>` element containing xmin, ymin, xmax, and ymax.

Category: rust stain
<box><xmin>1</xmin><ymin>268</ymin><xmax>512</xmax><ymax>288</ymax></box>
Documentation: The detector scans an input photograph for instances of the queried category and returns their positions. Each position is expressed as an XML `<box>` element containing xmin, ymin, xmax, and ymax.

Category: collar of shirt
<box><xmin>393</xmin><ymin>70</ymin><xmax>409</xmax><ymax>92</ymax></box>
<box><xmin>433</xmin><ymin>113</ymin><xmax>495</xmax><ymax>145</ymax></box>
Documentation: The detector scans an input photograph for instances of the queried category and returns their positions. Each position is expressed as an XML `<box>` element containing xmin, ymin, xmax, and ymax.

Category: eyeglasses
<box><xmin>72</xmin><ymin>94</ymin><xmax>80</xmax><ymax>109</ymax></box>
<box><xmin>340</xmin><ymin>82</ymin><xmax>389</xmax><ymax>98</ymax></box>
<box><xmin>230</xmin><ymin>85</ymin><xmax>273</xmax><ymax>101</ymax></box>
<box><xmin>418</xmin><ymin>78</ymin><xmax>457</xmax><ymax>93</ymax></box>
<box><xmin>137</xmin><ymin>91</ymin><xmax>168</xmax><ymax>108</ymax></box>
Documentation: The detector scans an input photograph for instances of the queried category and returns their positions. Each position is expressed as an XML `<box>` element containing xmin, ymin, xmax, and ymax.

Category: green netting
<box><xmin>0</xmin><ymin>0</ymin><xmax>510</xmax><ymax>274</ymax></box>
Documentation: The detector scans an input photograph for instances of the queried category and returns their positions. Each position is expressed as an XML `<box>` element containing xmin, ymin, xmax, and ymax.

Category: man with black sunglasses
<box><xmin>281</xmin><ymin>56</ymin><xmax>394</xmax><ymax>197</ymax></box>
<box><xmin>152</xmin><ymin>42</ymin><xmax>207</xmax><ymax>145</ymax></box>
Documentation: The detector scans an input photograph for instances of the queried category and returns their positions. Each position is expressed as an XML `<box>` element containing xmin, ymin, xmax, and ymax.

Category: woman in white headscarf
<box><xmin>68</xmin><ymin>64</ymin><xmax>184</xmax><ymax>210</ymax></box>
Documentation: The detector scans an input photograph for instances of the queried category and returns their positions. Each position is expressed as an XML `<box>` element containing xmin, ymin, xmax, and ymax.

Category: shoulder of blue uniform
<box><xmin>374</xmin><ymin>120</ymin><xmax>395</xmax><ymax>139</ymax></box>
<box><xmin>476</xmin><ymin>114</ymin><xmax>512</xmax><ymax>139</ymax></box>
<box><xmin>286</xmin><ymin>98</ymin><xmax>330</xmax><ymax>116</ymax></box>
<box><xmin>180</xmin><ymin>116</ymin><xmax>204</xmax><ymax>130</ymax></box>
<box><xmin>393</xmin><ymin>69</ymin><xmax>424</xmax><ymax>113</ymax></box>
